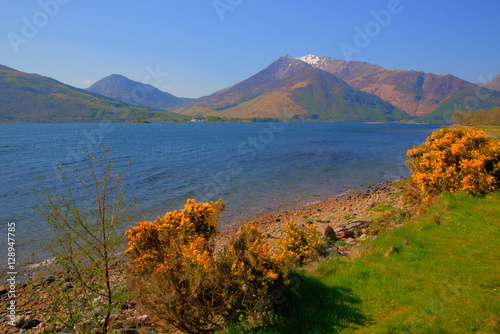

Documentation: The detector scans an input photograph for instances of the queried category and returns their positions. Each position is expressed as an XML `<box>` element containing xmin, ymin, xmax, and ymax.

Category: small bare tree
<box><xmin>34</xmin><ymin>147</ymin><xmax>133</xmax><ymax>333</ymax></box>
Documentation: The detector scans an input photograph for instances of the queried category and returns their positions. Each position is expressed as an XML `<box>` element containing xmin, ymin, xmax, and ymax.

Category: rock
<box><xmin>345</xmin><ymin>219</ymin><xmax>373</xmax><ymax>231</ymax></box>
<box><xmin>0</xmin><ymin>285</ymin><xmax>7</xmax><ymax>295</ymax></box>
<box><xmin>324</xmin><ymin>226</ymin><xmax>337</xmax><ymax>242</ymax></box>
<box><xmin>326</xmin><ymin>246</ymin><xmax>341</xmax><ymax>257</ymax></box>
<box><xmin>14</xmin><ymin>315</ymin><xmax>25</xmax><ymax>328</ymax></box>
<box><xmin>63</xmin><ymin>282</ymin><xmax>73</xmax><ymax>291</ymax></box>
<box><xmin>336</xmin><ymin>230</ymin><xmax>354</xmax><ymax>239</ymax></box>
<box><xmin>21</xmin><ymin>319</ymin><xmax>41</xmax><ymax>330</ymax></box>
<box><xmin>384</xmin><ymin>246</ymin><xmax>395</xmax><ymax>257</ymax></box>
<box><xmin>43</xmin><ymin>275</ymin><xmax>55</xmax><ymax>285</ymax></box>
<box><xmin>136</xmin><ymin>315</ymin><xmax>149</xmax><ymax>322</ymax></box>
<box><xmin>122</xmin><ymin>317</ymin><xmax>138</xmax><ymax>329</ymax></box>
<box><xmin>118</xmin><ymin>329</ymin><xmax>139</xmax><ymax>334</ymax></box>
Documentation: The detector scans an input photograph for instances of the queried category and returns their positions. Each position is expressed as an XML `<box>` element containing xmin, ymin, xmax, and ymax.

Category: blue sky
<box><xmin>1</xmin><ymin>0</ymin><xmax>499</xmax><ymax>98</ymax></box>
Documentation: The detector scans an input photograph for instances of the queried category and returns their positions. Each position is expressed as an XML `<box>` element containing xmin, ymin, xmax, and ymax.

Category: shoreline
<box><xmin>0</xmin><ymin>181</ymin><xmax>410</xmax><ymax>333</ymax></box>
<box><xmin>215</xmin><ymin>181</ymin><xmax>409</xmax><ymax>256</ymax></box>
<box><xmin>2</xmin><ymin>181</ymin><xmax>406</xmax><ymax>282</ymax></box>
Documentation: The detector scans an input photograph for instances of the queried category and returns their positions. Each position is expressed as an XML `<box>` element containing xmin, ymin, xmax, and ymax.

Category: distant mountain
<box><xmin>175</xmin><ymin>55</ymin><xmax>409</xmax><ymax>121</ymax></box>
<box><xmin>0</xmin><ymin>65</ymin><xmax>18</xmax><ymax>72</ymax></box>
<box><xmin>0</xmin><ymin>66</ymin><xmax>185</xmax><ymax>122</ymax></box>
<box><xmin>478</xmin><ymin>74</ymin><xmax>500</xmax><ymax>91</ymax></box>
<box><xmin>88</xmin><ymin>74</ymin><xmax>193</xmax><ymax>110</ymax></box>
<box><xmin>297</xmin><ymin>55</ymin><xmax>500</xmax><ymax>117</ymax></box>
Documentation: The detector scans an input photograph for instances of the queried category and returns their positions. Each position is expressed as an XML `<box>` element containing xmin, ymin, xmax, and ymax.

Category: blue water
<box><xmin>0</xmin><ymin>122</ymin><xmax>439</xmax><ymax>264</ymax></box>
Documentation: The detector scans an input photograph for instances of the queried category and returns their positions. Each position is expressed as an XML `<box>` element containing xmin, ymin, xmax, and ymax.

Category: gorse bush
<box><xmin>126</xmin><ymin>200</ymin><xmax>288</xmax><ymax>333</ymax></box>
<box><xmin>126</xmin><ymin>199</ymin><xmax>227</xmax><ymax>333</ymax></box>
<box><xmin>220</xmin><ymin>223</ymin><xmax>286</xmax><ymax>327</ymax></box>
<box><xmin>127</xmin><ymin>200</ymin><xmax>332</xmax><ymax>333</ymax></box>
<box><xmin>406</xmin><ymin>126</ymin><xmax>500</xmax><ymax>197</ymax></box>
<box><xmin>277</xmin><ymin>221</ymin><xmax>327</xmax><ymax>266</ymax></box>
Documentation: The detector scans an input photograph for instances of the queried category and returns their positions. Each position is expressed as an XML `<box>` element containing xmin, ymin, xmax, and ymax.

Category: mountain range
<box><xmin>0</xmin><ymin>66</ymin><xmax>187</xmax><ymax>122</ymax></box>
<box><xmin>479</xmin><ymin>74</ymin><xmax>500</xmax><ymax>91</ymax></box>
<box><xmin>297</xmin><ymin>55</ymin><xmax>500</xmax><ymax>121</ymax></box>
<box><xmin>173</xmin><ymin>55</ymin><xmax>408</xmax><ymax>121</ymax></box>
<box><xmin>87</xmin><ymin>74</ymin><xmax>193</xmax><ymax>110</ymax></box>
<box><xmin>1</xmin><ymin>55</ymin><xmax>499</xmax><ymax>123</ymax></box>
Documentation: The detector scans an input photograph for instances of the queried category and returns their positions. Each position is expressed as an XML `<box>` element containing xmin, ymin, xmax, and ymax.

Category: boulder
<box><xmin>324</xmin><ymin>226</ymin><xmax>337</xmax><ymax>242</ymax></box>
<box><xmin>14</xmin><ymin>315</ymin><xmax>25</xmax><ymax>328</ymax></box>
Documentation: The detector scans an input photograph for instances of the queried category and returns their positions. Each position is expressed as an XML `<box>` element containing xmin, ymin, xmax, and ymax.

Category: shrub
<box><xmin>34</xmin><ymin>148</ymin><xmax>131</xmax><ymax>333</ymax></box>
<box><xmin>406</xmin><ymin>126</ymin><xmax>500</xmax><ymax>197</ymax></box>
<box><xmin>126</xmin><ymin>200</ymin><xmax>285</xmax><ymax>333</ymax></box>
<box><xmin>277</xmin><ymin>221</ymin><xmax>327</xmax><ymax>266</ymax></box>
<box><xmin>219</xmin><ymin>223</ymin><xmax>286</xmax><ymax>326</ymax></box>
<box><xmin>126</xmin><ymin>199</ymin><xmax>228</xmax><ymax>333</ymax></box>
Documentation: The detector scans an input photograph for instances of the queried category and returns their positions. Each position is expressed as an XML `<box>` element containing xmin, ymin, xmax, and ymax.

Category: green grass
<box><xmin>223</xmin><ymin>191</ymin><xmax>500</xmax><ymax>333</ymax></box>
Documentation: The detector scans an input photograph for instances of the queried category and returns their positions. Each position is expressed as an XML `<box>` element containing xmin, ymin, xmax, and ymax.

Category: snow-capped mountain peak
<box><xmin>297</xmin><ymin>54</ymin><xmax>320</xmax><ymax>65</ymax></box>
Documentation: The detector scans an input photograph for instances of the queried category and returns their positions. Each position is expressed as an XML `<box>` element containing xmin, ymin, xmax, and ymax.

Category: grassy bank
<box><xmin>225</xmin><ymin>191</ymin><xmax>500</xmax><ymax>333</ymax></box>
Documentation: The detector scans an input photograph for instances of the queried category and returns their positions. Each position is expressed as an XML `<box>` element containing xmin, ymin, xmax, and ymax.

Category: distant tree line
<box><xmin>452</xmin><ymin>107</ymin><xmax>500</xmax><ymax>125</ymax></box>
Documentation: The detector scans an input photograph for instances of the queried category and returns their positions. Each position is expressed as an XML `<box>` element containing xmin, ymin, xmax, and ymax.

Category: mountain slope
<box><xmin>175</xmin><ymin>55</ymin><xmax>409</xmax><ymax>121</ymax></box>
<box><xmin>297</xmin><ymin>55</ymin><xmax>500</xmax><ymax>117</ymax></box>
<box><xmin>0</xmin><ymin>66</ymin><xmax>184</xmax><ymax>122</ymax></box>
<box><xmin>176</xmin><ymin>54</ymin><xmax>311</xmax><ymax>114</ymax></box>
<box><xmin>478</xmin><ymin>74</ymin><xmax>500</xmax><ymax>91</ymax></box>
<box><xmin>87</xmin><ymin>74</ymin><xmax>192</xmax><ymax>110</ymax></box>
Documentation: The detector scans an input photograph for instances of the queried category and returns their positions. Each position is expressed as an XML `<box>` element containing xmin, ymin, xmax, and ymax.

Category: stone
<box><xmin>345</xmin><ymin>219</ymin><xmax>373</xmax><ymax>231</ymax></box>
<box><xmin>21</xmin><ymin>319</ymin><xmax>41</xmax><ymax>330</ymax></box>
<box><xmin>43</xmin><ymin>275</ymin><xmax>55</xmax><ymax>285</ymax></box>
<box><xmin>122</xmin><ymin>317</ymin><xmax>138</xmax><ymax>330</ymax></box>
<box><xmin>326</xmin><ymin>246</ymin><xmax>341</xmax><ymax>257</ymax></box>
<box><xmin>118</xmin><ymin>329</ymin><xmax>139</xmax><ymax>334</ymax></box>
<box><xmin>336</xmin><ymin>230</ymin><xmax>354</xmax><ymax>239</ymax></box>
<box><xmin>384</xmin><ymin>246</ymin><xmax>395</xmax><ymax>257</ymax></box>
<box><xmin>62</xmin><ymin>282</ymin><xmax>73</xmax><ymax>291</ymax></box>
<box><xmin>324</xmin><ymin>226</ymin><xmax>337</xmax><ymax>242</ymax></box>
<box><xmin>14</xmin><ymin>315</ymin><xmax>25</xmax><ymax>328</ymax></box>
<box><xmin>0</xmin><ymin>286</ymin><xmax>7</xmax><ymax>295</ymax></box>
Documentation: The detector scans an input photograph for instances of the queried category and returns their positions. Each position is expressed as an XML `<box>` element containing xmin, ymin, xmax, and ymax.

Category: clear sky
<box><xmin>1</xmin><ymin>0</ymin><xmax>499</xmax><ymax>98</ymax></box>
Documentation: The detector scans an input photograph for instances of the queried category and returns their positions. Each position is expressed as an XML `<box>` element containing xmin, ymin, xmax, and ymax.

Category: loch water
<box><xmin>0</xmin><ymin>122</ymin><xmax>439</xmax><ymax>264</ymax></box>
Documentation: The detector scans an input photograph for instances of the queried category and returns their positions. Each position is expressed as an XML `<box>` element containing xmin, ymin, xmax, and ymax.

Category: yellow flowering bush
<box><xmin>277</xmin><ymin>221</ymin><xmax>327</xmax><ymax>266</ymax></box>
<box><xmin>126</xmin><ymin>200</ymin><xmax>286</xmax><ymax>333</ymax></box>
<box><xmin>219</xmin><ymin>223</ymin><xmax>286</xmax><ymax>327</ymax></box>
<box><xmin>126</xmin><ymin>199</ymin><xmax>228</xmax><ymax>333</ymax></box>
<box><xmin>407</xmin><ymin>127</ymin><xmax>500</xmax><ymax>197</ymax></box>
<box><xmin>126</xmin><ymin>198</ymin><xmax>223</xmax><ymax>277</ymax></box>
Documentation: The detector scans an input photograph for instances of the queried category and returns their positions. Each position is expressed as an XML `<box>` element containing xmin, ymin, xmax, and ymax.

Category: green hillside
<box><xmin>289</xmin><ymin>68</ymin><xmax>411</xmax><ymax>121</ymax></box>
<box><xmin>418</xmin><ymin>88</ymin><xmax>500</xmax><ymax>122</ymax></box>
<box><xmin>0</xmin><ymin>66</ymin><xmax>186</xmax><ymax>123</ymax></box>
